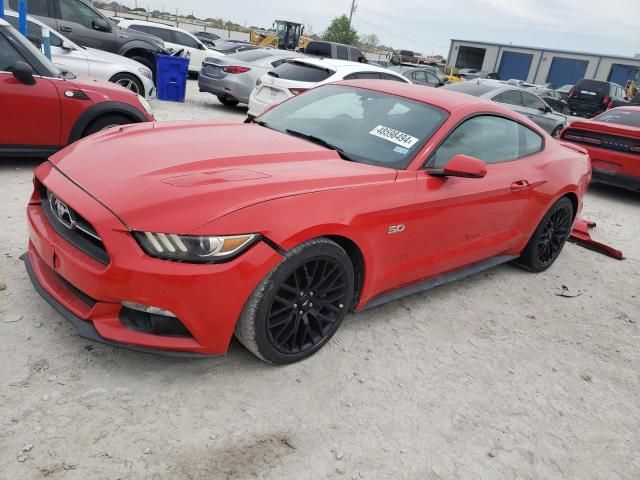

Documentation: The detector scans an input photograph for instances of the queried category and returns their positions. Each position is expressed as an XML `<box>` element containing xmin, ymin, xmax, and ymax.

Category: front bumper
<box><xmin>26</xmin><ymin>163</ymin><xmax>282</xmax><ymax>356</ymax></box>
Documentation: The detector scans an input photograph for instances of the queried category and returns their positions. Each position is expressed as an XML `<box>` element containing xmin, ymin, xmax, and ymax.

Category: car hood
<box><xmin>49</xmin><ymin>121</ymin><xmax>397</xmax><ymax>233</ymax></box>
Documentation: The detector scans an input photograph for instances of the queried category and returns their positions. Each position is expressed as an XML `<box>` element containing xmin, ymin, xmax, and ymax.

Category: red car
<box><xmin>560</xmin><ymin>107</ymin><xmax>640</xmax><ymax>192</ymax></box>
<box><xmin>25</xmin><ymin>81</ymin><xmax>591</xmax><ymax>364</ymax></box>
<box><xmin>0</xmin><ymin>19</ymin><xmax>153</xmax><ymax>158</ymax></box>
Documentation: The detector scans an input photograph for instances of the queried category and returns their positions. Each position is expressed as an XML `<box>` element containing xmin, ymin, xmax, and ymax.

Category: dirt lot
<box><xmin>1</xmin><ymin>80</ymin><xmax>639</xmax><ymax>480</ymax></box>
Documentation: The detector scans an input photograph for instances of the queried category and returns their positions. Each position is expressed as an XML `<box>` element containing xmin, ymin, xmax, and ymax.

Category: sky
<box><xmin>132</xmin><ymin>0</ymin><xmax>639</xmax><ymax>58</ymax></box>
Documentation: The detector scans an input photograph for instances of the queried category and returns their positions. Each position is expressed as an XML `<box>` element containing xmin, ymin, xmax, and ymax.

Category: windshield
<box><xmin>594</xmin><ymin>109</ymin><xmax>640</xmax><ymax>128</ymax></box>
<box><xmin>259</xmin><ymin>85</ymin><xmax>448</xmax><ymax>169</ymax></box>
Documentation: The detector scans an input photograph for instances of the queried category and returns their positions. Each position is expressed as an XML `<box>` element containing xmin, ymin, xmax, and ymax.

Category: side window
<box><xmin>411</xmin><ymin>71</ymin><xmax>427</xmax><ymax>83</ymax></box>
<box><xmin>336</xmin><ymin>45</ymin><xmax>348</xmax><ymax>60</ymax></box>
<box><xmin>6</xmin><ymin>16</ymin><xmax>58</xmax><ymax>46</ymax></box>
<box><xmin>306</xmin><ymin>42</ymin><xmax>331</xmax><ymax>57</ymax></box>
<box><xmin>431</xmin><ymin>115</ymin><xmax>521</xmax><ymax>167</ymax></box>
<box><xmin>146</xmin><ymin>26</ymin><xmax>173</xmax><ymax>43</ymax></box>
<box><xmin>127</xmin><ymin>24</ymin><xmax>151</xmax><ymax>34</ymax></box>
<box><xmin>522</xmin><ymin>92</ymin><xmax>546</xmax><ymax>110</ymax></box>
<box><xmin>350</xmin><ymin>48</ymin><xmax>365</xmax><ymax>62</ymax></box>
<box><xmin>174</xmin><ymin>31</ymin><xmax>200</xmax><ymax>49</ymax></box>
<box><xmin>58</xmin><ymin>0</ymin><xmax>100</xmax><ymax>29</ymax></box>
<box><xmin>493</xmin><ymin>90</ymin><xmax>523</xmax><ymax>106</ymax></box>
<box><xmin>0</xmin><ymin>33</ymin><xmax>28</xmax><ymax>71</ymax></box>
<box><xmin>426</xmin><ymin>72</ymin><xmax>440</xmax><ymax>84</ymax></box>
<box><xmin>382</xmin><ymin>73</ymin><xmax>406</xmax><ymax>82</ymax></box>
<box><xmin>9</xmin><ymin>0</ymin><xmax>48</xmax><ymax>15</ymax></box>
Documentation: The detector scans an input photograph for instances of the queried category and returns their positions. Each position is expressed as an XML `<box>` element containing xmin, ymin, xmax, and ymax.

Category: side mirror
<box><xmin>61</xmin><ymin>39</ymin><xmax>75</xmax><ymax>50</ymax></box>
<box><xmin>92</xmin><ymin>18</ymin><xmax>112</xmax><ymax>32</ymax></box>
<box><xmin>27</xmin><ymin>35</ymin><xmax>43</xmax><ymax>49</ymax></box>
<box><xmin>427</xmin><ymin>154</ymin><xmax>487</xmax><ymax>179</ymax></box>
<box><xmin>12</xmin><ymin>61</ymin><xmax>36</xmax><ymax>85</ymax></box>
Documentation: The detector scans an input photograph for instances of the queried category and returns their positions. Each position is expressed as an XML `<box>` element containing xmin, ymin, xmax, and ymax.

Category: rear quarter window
<box><xmin>270</xmin><ymin>61</ymin><xmax>333</xmax><ymax>82</ymax></box>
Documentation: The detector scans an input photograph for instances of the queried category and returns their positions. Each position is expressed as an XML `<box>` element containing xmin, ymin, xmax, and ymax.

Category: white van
<box><xmin>118</xmin><ymin>20</ymin><xmax>223</xmax><ymax>73</ymax></box>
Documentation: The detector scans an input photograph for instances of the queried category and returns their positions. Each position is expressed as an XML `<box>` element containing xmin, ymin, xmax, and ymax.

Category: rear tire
<box><xmin>235</xmin><ymin>238</ymin><xmax>354</xmax><ymax>364</ymax></box>
<box><xmin>517</xmin><ymin>197</ymin><xmax>574</xmax><ymax>272</ymax></box>
<box><xmin>110</xmin><ymin>73</ymin><xmax>145</xmax><ymax>96</ymax></box>
<box><xmin>83</xmin><ymin>114</ymin><xmax>134</xmax><ymax>137</ymax></box>
<box><xmin>217</xmin><ymin>95</ymin><xmax>240</xmax><ymax>107</ymax></box>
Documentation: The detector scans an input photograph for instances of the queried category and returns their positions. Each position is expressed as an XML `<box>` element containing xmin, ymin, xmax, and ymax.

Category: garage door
<box><xmin>608</xmin><ymin>64</ymin><xmax>640</xmax><ymax>87</ymax></box>
<box><xmin>497</xmin><ymin>52</ymin><xmax>533</xmax><ymax>81</ymax></box>
<box><xmin>455</xmin><ymin>46</ymin><xmax>486</xmax><ymax>70</ymax></box>
<box><xmin>546</xmin><ymin>57</ymin><xmax>589</xmax><ymax>88</ymax></box>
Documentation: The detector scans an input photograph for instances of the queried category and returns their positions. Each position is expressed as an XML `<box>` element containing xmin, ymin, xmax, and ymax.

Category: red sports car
<box><xmin>0</xmin><ymin>19</ymin><xmax>153</xmax><ymax>158</ymax></box>
<box><xmin>25</xmin><ymin>81</ymin><xmax>591</xmax><ymax>364</ymax></box>
<box><xmin>560</xmin><ymin>106</ymin><xmax>640</xmax><ymax>192</ymax></box>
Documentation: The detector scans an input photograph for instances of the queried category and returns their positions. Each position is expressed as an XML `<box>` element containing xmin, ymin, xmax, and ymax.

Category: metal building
<box><xmin>447</xmin><ymin>39</ymin><xmax>640</xmax><ymax>88</ymax></box>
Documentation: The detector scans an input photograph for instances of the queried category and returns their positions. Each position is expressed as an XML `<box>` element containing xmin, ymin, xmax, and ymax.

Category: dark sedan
<box><xmin>442</xmin><ymin>79</ymin><xmax>567</xmax><ymax>137</ymax></box>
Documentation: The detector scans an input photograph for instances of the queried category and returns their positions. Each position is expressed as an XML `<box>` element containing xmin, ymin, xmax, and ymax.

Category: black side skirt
<box><xmin>21</xmin><ymin>253</ymin><xmax>224</xmax><ymax>359</ymax></box>
<box><xmin>362</xmin><ymin>255</ymin><xmax>518</xmax><ymax>310</ymax></box>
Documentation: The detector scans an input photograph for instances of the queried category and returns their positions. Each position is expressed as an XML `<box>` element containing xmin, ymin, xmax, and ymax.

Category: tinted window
<box><xmin>432</xmin><ymin>115</ymin><xmax>541</xmax><ymax>167</ymax></box>
<box><xmin>336</xmin><ymin>45</ymin><xmax>348</xmax><ymax>60</ymax></box>
<box><xmin>411</xmin><ymin>71</ymin><xmax>427</xmax><ymax>83</ymax></box>
<box><xmin>494</xmin><ymin>90</ymin><xmax>523</xmax><ymax>106</ymax></box>
<box><xmin>351</xmin><ymin>48</ymin><xmax>365</xmax><ymax>62</ymax></box>
<box><xmin>270</xmin><ymin>61</ymin><xmax>333</xmax><ymax>82</ymax></box>
<box><xmin>594</xmin><ymin>109</ymin><xmax>640</xmax><ymax>127</ymax></box>
<box><xmin>574</xmin><ymin>79</ymin><xmax>608</xmax><ymax>95</ymax></box>
<box><xmin>259</xmin><ymin>85</ymin><xmax>448</xmax><ymax>169</ymax></box>
<box><xmin>58</xmin><ymin>0</ymin><xmax>100</xmax><ymax>29</ymax></box>
<box><xmin>305</xmin><ymin>42</ymin><xmax>332</xmax><ymax>57</ymax></box>
<box><xmin>229</xmin><ymin>50</ymin><xmax>271</xmax><ymax>62</ymax></box>
<box><xmin>426</xmin><ymin>72</ymin><xmax>440</xmax><ymax>84</ymax></box>
<box><xmin>0</xmin><ymin>32</ymin><xmax>27</xmax><ymax>71</ymax></box>
<box><xmin>9</xmin><ymin>0</ymin><xmax>48</xmax><ymax>15</ymax></box>
<box><xmin>522</xmin><ymin>92</ymin><xmax>546</xmax><ymax>110</ymax></box>
<box><xmin>344</xmin><ymin>72</ymin><xmax>381</xmax><ymax>80</ymax></box>
<box><xmin>174</xmin><ymin>31</ymin><xmax>200</xmax><ymax>48</ymax></box>
<box><xmin>382</xmin><ymin>73</ymin><xmax>406</xmax><ymax>82</ymax></box>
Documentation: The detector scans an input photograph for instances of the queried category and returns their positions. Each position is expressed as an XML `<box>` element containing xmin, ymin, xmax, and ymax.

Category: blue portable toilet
<box><xmin>156</xmin><ymin>54</ymin><xmax>189</xmax><ymax>102</ymax></box>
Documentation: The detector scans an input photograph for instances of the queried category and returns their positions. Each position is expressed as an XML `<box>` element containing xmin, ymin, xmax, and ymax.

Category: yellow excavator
<box><xmin>250</xmin><ymin>20</ymin><xmax>309</xmax><ymax>50</ymax></box>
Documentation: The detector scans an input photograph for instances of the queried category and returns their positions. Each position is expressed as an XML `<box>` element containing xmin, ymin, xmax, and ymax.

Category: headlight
<box><xmin>138</xmin><ymin>67</ymin><xmax>153</xmax><ymax>80</ymax></box>
<box><xmin>134</xmin><ymin>232</ymin><xmax>260</xmax><ymax>263</ymax></box>
<box><xmin>137</xmin><ymin>94</ymin><xmax>153</xmax><ymax>115</ymax></box>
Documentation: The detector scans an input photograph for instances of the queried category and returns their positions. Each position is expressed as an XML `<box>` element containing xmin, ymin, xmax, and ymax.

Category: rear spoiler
<box><xmin>558</xmin><ymin>141</ymin><xmax>588</xmax><ymax>155</ymax></box>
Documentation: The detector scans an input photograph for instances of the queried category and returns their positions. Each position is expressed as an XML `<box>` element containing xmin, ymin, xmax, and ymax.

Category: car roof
<box><xmin>307</xmin><ymin>40</ymin><xmax>357</xmax><ymax>48</ymax></box>
<box><xmin>120</xmin><ymin>19</ymin><xmax>187</xmax><ymax>33</ymax></box>
<box><xmin>334</xmin><ymin>80</ymin><xmax>505</xmax><ymax>114</ymax></box>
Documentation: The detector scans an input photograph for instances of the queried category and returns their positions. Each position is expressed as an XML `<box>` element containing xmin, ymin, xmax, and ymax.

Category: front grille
<box><xmin>40</xmin><ymin>186</ymin><xmax>110</xmax><ymax>265</ymax></box>
<box><xmin>562</xmin><ymin>129</ymin><xmax>640</xmax><ymax>155</ymax></box>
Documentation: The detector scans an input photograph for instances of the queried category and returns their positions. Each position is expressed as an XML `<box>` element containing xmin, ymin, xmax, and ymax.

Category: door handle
<box><xmin>59</xmin><ymin>26</ymin><xmax>72</xmax><ymax>33</ymax></box>
<box><xmin>511</xmin><ymin>180</ymin><xmax>531</xmax><ymax>191</ymax></box>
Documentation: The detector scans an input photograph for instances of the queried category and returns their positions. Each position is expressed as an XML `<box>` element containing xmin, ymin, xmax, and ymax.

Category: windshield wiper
<box><xmin>285</xmin><ymin>129</ymin><xmax>355</xmax><ymax>162</ymax></box>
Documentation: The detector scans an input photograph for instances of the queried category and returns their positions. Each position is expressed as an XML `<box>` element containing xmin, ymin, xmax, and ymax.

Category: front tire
<box><xmin>517</xmin><ymin>197</ymin><xmax>574</xmax><ymax>272</ymax></box>
<box><xmin>235</xmin><ymin>238</ymin><xmax>354</xmax><ymax>364</ymax></box>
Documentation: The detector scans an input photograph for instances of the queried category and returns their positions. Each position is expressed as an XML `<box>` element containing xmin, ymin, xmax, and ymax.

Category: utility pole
<box><xmin>348</xmin><ymin>0</ymin><xmax>357</xmax><ymax>27</ymax></box>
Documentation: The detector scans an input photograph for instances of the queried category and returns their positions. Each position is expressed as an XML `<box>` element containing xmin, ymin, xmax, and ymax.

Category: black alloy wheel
<box><xmin>516</xmin><ymin>197</ymin><xmax>574</xmax><ymax>272</ymax></box>
<box><xmin>266</xmin><ymin>257</ymin><xmax>348</xmax><ymax>355</ymax></box>
<box><xmin>235</xmin><ymin>238</ymin><xmax>354</xmax><ymax>364</ymax></box>
<box><xmin>536</xmin><ymin>205</ymin><xmax>572</xmax><ymax>266</ymax></box>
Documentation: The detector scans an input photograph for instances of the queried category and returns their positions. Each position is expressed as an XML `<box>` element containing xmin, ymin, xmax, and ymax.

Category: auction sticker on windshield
<box><xmin>369</xmin><ymin>125</ymin><xmax>419</xmax><ymax>148</ymax></box>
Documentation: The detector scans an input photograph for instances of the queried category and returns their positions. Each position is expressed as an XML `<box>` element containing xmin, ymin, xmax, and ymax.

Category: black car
<box><xmin>8</xmin><ymin>0</ymin><xmax>166</xmax><ymax>75</ymax></box>
<box><xmin>526</xmin><ymin>86</ymin><xmax>568</xmax><ymax>113</ymax></box>
<box><xmin>194</xmin><ymin>30</ymin><xmax>220</xmax><ymax>47</ymax></box>
<box><xmin>567</xmin><ymin>79</ymin><xmax>628</xmax><ymax>117</ymax></box>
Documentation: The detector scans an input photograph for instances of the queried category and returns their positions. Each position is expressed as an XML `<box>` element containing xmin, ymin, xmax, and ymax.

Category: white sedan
<box><xmin>248</xmin><ymin>58</ymin><xmax>410</xmax><ymax>117</ymax></box>
<box><xmin>6</xmin><ymin>11</ymin><xmax>155</xmax><ymax>98</ymax></box>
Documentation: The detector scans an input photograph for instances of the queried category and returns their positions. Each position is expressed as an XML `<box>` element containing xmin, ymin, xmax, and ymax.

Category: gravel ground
<box><xmin>1</xmin><ymin>80</ymin><xmax>639</xmax><ymax>480</ymax></box>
